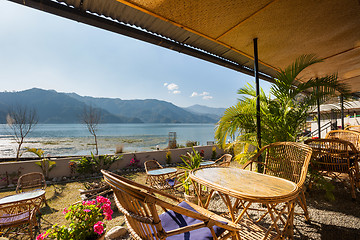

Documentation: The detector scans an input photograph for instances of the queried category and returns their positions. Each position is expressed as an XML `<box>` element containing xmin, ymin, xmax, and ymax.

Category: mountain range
<box><xmin>0</xmin><ymin>88</ymin><xmax>226</xmax><ymax>124</ymax></box>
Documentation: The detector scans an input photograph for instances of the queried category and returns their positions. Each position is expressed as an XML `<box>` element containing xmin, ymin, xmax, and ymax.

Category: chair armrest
<box><xmin>185</xmin><ymin>201</ymin><xmax>242</xmax><ymax>231</ymax></box>
<box><xmin>159</xmin><ymin>199</ymin><xmax>242</xmax><ymax>232</ymax></box>
<box><xmin>242</xmin><ymin>145</ymin><xmax>269</xmax><ymax>170</ymax></box>
<box><xmin>242</xmin><ymin>160</ymin><xmax>267</xmax><ymax>170</ymax></box>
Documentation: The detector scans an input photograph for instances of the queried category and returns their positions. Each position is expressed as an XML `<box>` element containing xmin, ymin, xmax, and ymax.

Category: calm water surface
<box><xmin>0</xmin><ymin>123</ymin><xmax>216</xmax><ymax>157</ymax></box>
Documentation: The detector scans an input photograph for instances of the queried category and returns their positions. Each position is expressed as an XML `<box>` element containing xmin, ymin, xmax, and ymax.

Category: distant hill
<box><xmin>184</xmin><ymin>104</ymin><xmax>226</xmax><ymax>118</ymax></box>
<box><xmin>0</xmin><ymin>88</ymin><xmax>141</xmax><ymax>124</ymax></box>
<box><xmin>0</xmin><ymin>88</ymin><xmax>222</xmax><ymax>124</ymax></box>
<box><xmin>66</xmin><ymin>93</ymin><xmax>218</xmax><ymax>123</ymax></box>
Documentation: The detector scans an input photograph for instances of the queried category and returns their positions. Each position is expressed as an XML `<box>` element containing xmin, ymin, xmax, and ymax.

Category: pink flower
<box><xmin>83</xmin><ymin>200</ymin><xmax>96</xmax><ymax>206</ymax></box>
<box><xmin>36</xmin><ymin>232</ymin><xmax>49</xmax><ymax>240</ymax></box>
<box><xmin>62</xmin><ymin>208</ymin><xmax>69</xmax><ymax>215</ymax></box>
<box><xmin>96</xmin><ymin>196</ymin><xmax>111</xmax><ymax>205</ymax></box>
<box><xmin>101</xmin><ymin>203</ymin><xmax>113</xmax><ymax>220</ymax></box>
<box><xmin>84</xmin><ymin>209</ymin><xmax>91</xmax><ymax>212</ymax></box>
<box><xmin>104</xmin><ymin>212</ymin><xmax>112</xmax><ymax>220</ymax></box>
<box><xmin>93</xmin><ymin>221</ymin><xmax>104</xmax><ymax>235</ymax></box>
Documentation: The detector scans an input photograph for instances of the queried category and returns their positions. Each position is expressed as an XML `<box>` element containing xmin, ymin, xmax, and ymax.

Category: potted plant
<box><xmin>179</xmin><ymin>148</ymin><xmax>208</xmax><ymax>204</ymax></box>
<box><xmin>36</xmin><ymin>196</ymin><xmax>113</xmax><ymax>240</ymax></box>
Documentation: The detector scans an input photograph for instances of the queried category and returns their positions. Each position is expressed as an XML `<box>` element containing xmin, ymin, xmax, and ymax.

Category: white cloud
<box><xmin>190</xmin><ymin>91</ymin><xmax>213</xmax><ymax>100</ymax></box>
<box><xmin>191</xmin><ymin>92</ymin><xmax>198</xmax><ymax>97</ymax></box>
<box><xmin>164</xmin><ymin>82</ymin><xmax>180</xmax><ymax>94</ymax></box>
<box><xmin>167</xmin><ymin>83</ymin><xmax>179</xmax><ymax>91</ymax></box>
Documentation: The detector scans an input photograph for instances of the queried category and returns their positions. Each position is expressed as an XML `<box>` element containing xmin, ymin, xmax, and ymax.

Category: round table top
<box><xmin>0</xmin><ymin>190</ymin><xmax>45</xmax><ymax>205</ymax></box>
<box><xmin>200</xmin><ymin>160</ymin><xmax>216</xmax><ymax>166</ymax></box>
<box><xmin>147</xmin><ymin>168</ymin><xmax>177</xmax><ymax>176</ymax></box>
<box><xmin>190</xmin><ymin>167</ymin><xmax>298</xmax><ymax>201</ymax></box>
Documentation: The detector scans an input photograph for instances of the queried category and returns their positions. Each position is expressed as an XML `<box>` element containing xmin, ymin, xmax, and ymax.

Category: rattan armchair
<box><xmin>304</xmin><ymin>138</ymin><xmax>359</xmax><ymax>200</ymax></box>
<box><xmin>344</xmin><ymin>125</ymin><xmax>360</xmax><ymax>133</ymax></box>
<box><xmin>214</xmin><ymin>154</ymin><xmax>232</xmax><ymax>167</ymax></box>
<box><xmin>0</xmin><ymin>201</ymin><xmax>38</xmax><ymax>239</ymax></box>
<box><xmin>325</xmin><ymin>130</ymin><xmax>360</xmax><ymax>151</ymax></box>
<box><xmin>242</xmin><ymin>142</ymin><xmax>313</xmax><ymax>222</ymax></box>
<box><xmin>144</xmin><ymin>160</ymin><xmax>182</xmax><ymax>190</ymax></box>
<box><xmin>102</xmin><ymin>170</ymin><xmax>242</xmax><ymax>240</ymax></box>
<box><xmin>16</xmin><ymin>172</ymin><xmax>46</xmax><ymax>193</ymax></box>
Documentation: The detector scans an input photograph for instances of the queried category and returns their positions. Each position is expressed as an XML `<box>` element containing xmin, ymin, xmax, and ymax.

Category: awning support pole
<box><xmin>317</xmin><ymin>86</ymin><xmax>321</xmax><ymax>138</ymax></box>
<box><xmin>340</xmin><ymin>95</ymin><xmax>344</xmax><ymax>129</ymax></box>
<box><xmin>254</xmin><ymin>38</ymin><xmax>262</xmax><ymax>150</ymax></box>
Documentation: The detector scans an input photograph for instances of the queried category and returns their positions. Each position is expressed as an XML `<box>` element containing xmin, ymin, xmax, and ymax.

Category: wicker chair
<box><xmin>344</xmin><ymin>125</ymin><xmax>360</xmax><ymax>133</ymax></box>
<box><xmin>325</xmin><ymin>130</ymin><xmax>360</xmax><ymax>151</ymax></box>
<box><xmin>102</xmin><ymin>170</ymin><xmax>242</xmax><ymax>240</ymax></box>
<box><xmin>214</xmin><ymin>154</ymin><xmax>232</xmax><ymax>167</ymax></box>
<box><xmin>304</xmin><ymin>138</ymin><xmax>359</xmax><ymax>200</ymax></box>
<box><xmin>0</xmin><ymin>201</ymin><xmax>38</xmax><ymax>239</ymax></box>
<box><xmin>16</xmin><ymin>172</ymin><xmax>47</xmax><ymax>207</ymax></box>
<box><xmin>242</xmin><ymin>142</ymin><xmax>313</xmax><ymax>222</ymax></box>
<box><xmin>16</xmin><ymin>172</ymin><xmax>46</xmax><ymax>193</ymax></box>
<box><xmin>144</xmin><ymin>160</ymin><xmax>182</xmax><ymax>190</ymax></box>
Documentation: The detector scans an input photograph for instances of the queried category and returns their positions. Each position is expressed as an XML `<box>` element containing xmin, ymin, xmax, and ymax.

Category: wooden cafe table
<box><xmin>190</xmin><ymin>166</ymin><xmax>299</xmax><ymax>239</ymax></box>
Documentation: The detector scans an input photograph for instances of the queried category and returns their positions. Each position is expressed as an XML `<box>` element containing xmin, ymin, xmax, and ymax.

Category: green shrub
<box><xmin>71</xmin><ymin>153</ymin><xmax>122</xmax><ymax>175</ymax></box>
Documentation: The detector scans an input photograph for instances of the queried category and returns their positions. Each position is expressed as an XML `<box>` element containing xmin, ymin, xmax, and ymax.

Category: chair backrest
<box><xmin>326</xmin><ymin>130</ymin><xmax>360</xmax><ymax>150</ymax></box>
<box><xmin>102</xmin><ymin>170</ymin><xmax>216</xmax><ymax>240</ymax></box>
<box><xmin>344</xmin><ymin>125</ymin><xmax>360</xmax><ymax>133</ymax></box>
<box><xmin>261</xmin><ymin>142</ymin><xmax>312</xmax><ymax>187</ymax></box>
<box><xmin>304</xmin><ymin>138</ymin><xmax>357</xmax><ymax>173</ymax></box>
<box><xmin>16</xmin><ymin>172</ymin><xmax>46</xmax><ymax>193</ymax></box>
<box><xmin>215</xmin><ymin>154</ymin><xmax>232</xmax><ymax>167</ymax></box>
<box><xmin>144</xmin><ymin>160</ymin><xmax>163</xmax><ymax>173</ymax></box>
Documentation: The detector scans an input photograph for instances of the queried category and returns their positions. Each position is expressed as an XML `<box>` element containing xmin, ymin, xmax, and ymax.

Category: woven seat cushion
<box><xmin>158</xmin><ymin>201</ymin><xmax>226</xmax><ymax>240</ymax></box>
<box><xmin>0</xmin><ymin>212</ymin><xmax>29</xmax><ymax>226</ymax></box>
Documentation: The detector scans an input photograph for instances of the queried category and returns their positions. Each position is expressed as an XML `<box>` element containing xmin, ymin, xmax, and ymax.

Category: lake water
<box><xmin>0</xmin><ymin>123</ymin><xmax>217</xmax><ymax>157</ymax></box>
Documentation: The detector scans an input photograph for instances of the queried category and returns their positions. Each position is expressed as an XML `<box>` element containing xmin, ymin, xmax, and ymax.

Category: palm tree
<box><xmin>215</xmin><ymin>54</ymin><xmax>349</xmax><ymax>161</ymax></box>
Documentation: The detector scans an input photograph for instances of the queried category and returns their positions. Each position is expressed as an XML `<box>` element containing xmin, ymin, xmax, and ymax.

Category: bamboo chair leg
<box><xmin>349</xmin><ymin>171</ymin><xmax>357</xmax><ymax>200</ymax></box>
<box><xmin>297</xmin><ymin>191</ymin><xmax>310</xmax><ymax>223</ymax></box>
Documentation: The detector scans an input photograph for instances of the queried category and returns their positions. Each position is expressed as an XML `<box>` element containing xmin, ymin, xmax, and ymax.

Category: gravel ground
<box><xmin>291</xmin><ymin>182</ymin><xmax>360</xmax><ymax>240</ymax></box>
<box><xmin>116</xmin><ymin>180</ymin><xmax>360</xmax><ymax>240</ymax></box>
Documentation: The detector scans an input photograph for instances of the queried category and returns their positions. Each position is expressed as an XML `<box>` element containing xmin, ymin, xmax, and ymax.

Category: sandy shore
<box><xmin>0</xmin><ymin>136</ymin><xmax>168</xmax><ymax>158</ymax></box>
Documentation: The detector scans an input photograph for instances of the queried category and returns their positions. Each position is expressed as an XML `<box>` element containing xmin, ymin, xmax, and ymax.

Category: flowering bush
<box><xmin>128</xmin><ymin>154</ymin><xmax>140</xmax><ymax>168</ymax></box>
<box><xmin>37</xmin><ymin>196</ymin><xmax>113</xmax><ymax>240</ymax></box>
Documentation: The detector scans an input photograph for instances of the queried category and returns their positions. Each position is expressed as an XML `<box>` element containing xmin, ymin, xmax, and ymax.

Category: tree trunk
<box><xmin>16</xmin><ymin>139</ymin><xmax>23</xmax><ymax>160</ymax></box>
<box><xmin>94</xmin><ymin>134</ymin><xmax>98</xmax><ymax>155</ymax></box>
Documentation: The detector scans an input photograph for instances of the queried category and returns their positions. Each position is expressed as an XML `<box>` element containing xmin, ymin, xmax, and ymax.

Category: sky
<box><xmin>0</xmin><ymin>0</ymin><xmax>272</xmax><ymax>108</ymax></box>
